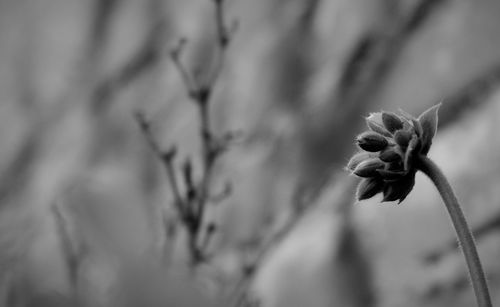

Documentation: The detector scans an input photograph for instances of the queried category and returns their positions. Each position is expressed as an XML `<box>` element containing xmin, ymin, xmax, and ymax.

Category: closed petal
<box><xmin>353</xmin><ymin>158</ymin><xmax>385</xmax><ymax>178</ymax></box>
<box><xmin>410</xmin><ymin>118</ymin><xmax>423</xmax><ymax>137</ymax></box>
<box><xmin>377</xmin><ymin>169</ymin><xmax>405</xmax><ymax>181</ymax></box>
<box><xmin>382</xmin><ymin>184</ymin><xmax>400</xmax><ymax>202</ymax></box>
<box><xmin>385</xmin><ymin>160</ymin><xmax>403</xmax><ymax>171</ymax></box>
<box><xmin>418</xmin><ymin>103</ymin><xmax>441</xmax><ymax>155</ymax></box>
<box><xmin>396</xmin><ymin>173</ymin><xmax>416</xmax><ymax>204</ymax></box>
<box><xmin>356</xmin><ymin>178</ymin><xmax>384</xmax><ymax>201</ymax></box>
<box><xmin>366</xmin><ymin>113</ymin><xmax>392</xmax><ymax>137</ymax></box>
<box><xmin>382</xmin><ymin>173</ymin><xmax>415</xmax><ymax>203</ymax></box>
<box><xmin>379</xmin><ymin>148</ymin><xmax>401</xmax><ymax>162</ymax></box>
<box><xmin>346</xmin><ymin>151</ymin><xmax>373</xmax><ymax>172</ymax></box>
<box><xmin>394</xmin><ymin>130</ymin><xmax>413</xmax><ymax>148</ymax></box>
<box><xmin>404</xmin><ymin>135</ymin><xmax>419</xmax><ymax>171</ymax></box>
<box><xmin>366</xmin><ymin>112</ymin><xmax>383</xmax><ymax>126</ymax></box>
<box><xmin>398</xmin><ymin>108</ymin><xmax>417</xmax><ymax>122</ymax></box>
<box><xmin>357</xmin><ymin>131</ymin><xmax>388</xmax><ymax>152</ymax></box>
<box><xmin>382</xmin><ymin>112</ymin><xmax>404</xmax><ymax>133</ymax></box>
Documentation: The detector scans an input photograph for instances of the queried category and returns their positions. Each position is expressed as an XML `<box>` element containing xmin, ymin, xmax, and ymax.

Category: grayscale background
<box><xmin>0</xmin><ymin>0</ymin><xmax>499</xmax><ymax>306</ymax></box>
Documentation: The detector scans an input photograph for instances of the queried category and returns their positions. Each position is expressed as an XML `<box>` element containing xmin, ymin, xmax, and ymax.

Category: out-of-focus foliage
<box><xmin>0</xmin><ymin>0</ymin><xmax>499</xmax><ymax>306</ymax></box>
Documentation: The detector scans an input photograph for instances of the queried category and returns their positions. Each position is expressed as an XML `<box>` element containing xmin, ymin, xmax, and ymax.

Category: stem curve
<box><xmin>417</xmin><ymin>155</ymin><xmax>492</xmax><ymax>307</ymax></box>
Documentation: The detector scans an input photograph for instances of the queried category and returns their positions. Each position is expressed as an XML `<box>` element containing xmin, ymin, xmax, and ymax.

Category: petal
<box><xmin>410</xmin><ymin>118</ymin><xmax>423</xmax><ymax>137</ymax></box>
<box><xmin>382</xmin><ymin>173</ymin><xmax>415</xmax><ymax>203</ymax></box>
<box><xmin>356</xmin><ymin>177</ymin><xmax>384</xmax><ymax>201</ymax></box>
<box><xmin>377</xmin><ymin>169</ymin><xmax>405</xmax><ymax>181</ymax></box>
<box><xmin>382</xmin><ymin>112</ymin><xmax>404</xmax><ymax>133</ymax></box>
<box><xmin>379</xmin><ymin>147</ymin><xmax>402</xmax><ymax>162</ymax></box>
<box><xmin>398</xmin><ymin>108</ymin><xmax>417</xmax><ymax>122</ymax></box>
<box><xmin>395</xmin><ymin>172</ymin><xmax>416</xmax><ymax>204</ymax></box>
<box><xmin>353</xmin><ymin>158</ymin><xmax>385</xmax><ymax>178</ymax></box>
<box><xmin>385</xmin><ymin>160</ymin><xmax>403</xmax><ymax>171</ymax></box>
<box><xmin>404</xmin><ymin>134</ymin><xmax>419</xmax><ymax>171</ymax></box>
<box><xmin>394</xmin><ymin>129</ymin><xmax>413</xmax><ymax>148</ymax></box>
<box><xmin>356</xmin><ymin>131</ymin><xmax>388</xmax><ymax>152</ymax></box>
<box><xmin>345</xmin><ymin>151</ymin><xmax>373</xmax><ymax>172</ymax></box>
<box><xmin>382</xmin><ymin>184</ymin><xmax>400</xmax><ymax>202</ymax></box>
<box><xmin>366</xmin><ymin>113</ymin><xmax>392</xmax><ymax>137</ymax></box>
<box><xmin>418</xmin><ymin>103</ymin><xmax>441</xmax><ymax>155</ymax></box>
<box><xmin>366</xmin><ymin>112</ymin><xmax>383</xmax><ymax>126</ymax></box>
<box><xmin>366</xmin><ymin>121</ymin><xmax>392</xmax><ymax>138</ymax></box>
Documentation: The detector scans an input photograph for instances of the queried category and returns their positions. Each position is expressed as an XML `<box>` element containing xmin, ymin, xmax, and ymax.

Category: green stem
<box><xmin>417</xmin><ymin>155</ymin><xmax>492</xmax><ymax>307</ymax></box>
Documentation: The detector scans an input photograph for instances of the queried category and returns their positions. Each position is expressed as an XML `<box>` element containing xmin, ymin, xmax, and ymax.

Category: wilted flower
<box><xmin>346</xmin><ymin>104</ymin><xmax>440</xmax><ymax>203</ymax></box>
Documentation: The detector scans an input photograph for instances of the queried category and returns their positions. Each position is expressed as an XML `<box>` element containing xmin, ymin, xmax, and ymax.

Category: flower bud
<box><xmin>356</xmin><ymin>131</ymin><xmax>388</xmax><ymax>152</ymax></box>
<box><xmin>404</xmin><ymin>135</ymin><xmax>419</xmax><ymax>171</ymax></box>
<box><xmin>356</xmin><ymin>177</ymin><xmax>384</xmax><ymax>201</ymax></box>
<box><xmin>379</xmin><ymin>148</ymin><xmax>401</xmax><ymax>162</ymax></box>
<box><xmin>385</xmin><ymin>160</ymin><xmax>403</xmax><ymax>171</ymax></box>
<box><xmin>418</xmin><ymin>103</ymin><xmax>440</xmax><ymax>155</ymax></box>
<box><xmin>394</xmin><ymin>129</ymin><xmax>413</xmax><ymax>148</ymax></box>
<box><xmin>377</xmin><ymin>169</ymin><xmax>405</xmax><ymax>181</ymax></box>
<box><xmin>382</xmin><ymin>173</ymin><xmax>415</xmax><ymax>203</ymax></box>
<box><xmin>366</xmin><ymin>113</ymin><xmax>392</xmax><ymax>137</ymax></box>
<box><xmin>353</xmin><ymin>158</ymin><xmax>385</xmax><ymax>178</ymax></box>
<box><xmin>382</xmin><ymin>112</ymin><xmax>403</xmax><ymax>133</ymax></box>
<box><xmin>345</xmin><ymin>151</ymin><xmax>372</xmax><ymax>171</ymax></box>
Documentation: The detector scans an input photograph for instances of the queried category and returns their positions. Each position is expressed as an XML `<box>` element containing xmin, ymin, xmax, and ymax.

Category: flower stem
<box><xmin>417</xmin><ymin>155</ymin><xmax>492</xmax><ymax>307</ymax></box>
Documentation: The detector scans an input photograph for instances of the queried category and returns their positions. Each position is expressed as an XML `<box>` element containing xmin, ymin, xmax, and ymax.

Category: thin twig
<box><xmin>195</xmin><ymin>0</ymin><xmax>235</xmax><ymax>231</ymax></box>
<box><xmin>207</xmin><ymin>0</ymin><xmax>235</xmax><ymax>88</ymax></box>
<box><xmin>51</xmin><ymin>203</ymin><xmax>82</xmax><ymax>298</ymax></box>
<box><xmin>164</xmin><ymin>0</ymin><xmax>235</xmax><ymax>266</ymax></box>
<box><xmin>134</xmin><ymin>111</ymin><xmax>185</xmax><ymax>218</ymax></box>
<box><xmin>170</xmin><ymin>39</ymin><xmax>201</xmax><ymax>99</ymax></box>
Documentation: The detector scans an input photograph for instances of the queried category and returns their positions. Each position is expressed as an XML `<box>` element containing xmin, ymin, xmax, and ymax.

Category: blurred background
<box><xmin>0</xmin><ymin>0</ymin><xmax>500</xmax><ymax>306</ymax></box>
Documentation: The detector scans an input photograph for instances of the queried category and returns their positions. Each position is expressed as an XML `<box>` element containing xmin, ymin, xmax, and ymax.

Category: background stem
<box><xmin>417</xmin><ymin>155</ymin><xmax>492</xmax><ymax>307</ymax></box>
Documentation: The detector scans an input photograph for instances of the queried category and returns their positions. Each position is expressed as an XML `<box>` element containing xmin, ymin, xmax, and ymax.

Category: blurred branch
<box><xmin>424</xmin><ymin>211</ymin><xmax>500</xmax><ymax>264</ymax></box>
<box><xmin>228</xmin><ymin>178</ymin><xmax>357</xmax><ymax>307</ymax></box>
<box><xmin>135</xmin><ymin>112</ymin><xmax>186</xmax><ymax>218</ymax></box>
<box><xmin>92</xmin><ymin>0</ymin><xmax>168</xmax><ymax>112</ymax></box>
<box><xmin>0</xmin><ymin>134</ymin><xmax>39</xmax><ymax>205</ymax></box>
<box><xmin>338</xmin><ymin>0</ymin><xmax>448</xmax><ymax>102</ymax></box>
<box><xmin>402</xmin><ymin>0</ymin><xmax>448</xmax><ymax>34</ymax></box>
<box><xmin>0</xmin><ymin>0</ymin><xmax>124</xmax><ymax>206</ymax></box>
<box><xmin>87</xmin><ymin>0</ymin><xmax>120</xmax><ymax>59</ymax></box>
<box><xmin>422</xmin><ymin>271</ymin><xmax>500</xmax><ymax>302</ymax></box>
<box><xmin>170</xmin><ymin>39</ymin><xmax>200</xmax><ymax>98</ymax></box>
<box><xmin>51</xmin><ymin>203</ymin><xmax>85</xmax><ymax>299</ymax></box>
<box><xmin>191</xmin><ymin>0</ymin><xmax>235</xmax><ymax>231</ymax></box>
<box><xmin>229</xmin><ymin>207</ymin><xmax>311</xmax><ymax>307</ymax></box>
<box><xmin>135</xmin><ymin>0</ymin><xmax>236</xmax><ymax>267</ymax></box>
<box><xmin>439</xmin><ymin>64</ymin><xmax>500</xmax><ymax>128</ymax></box>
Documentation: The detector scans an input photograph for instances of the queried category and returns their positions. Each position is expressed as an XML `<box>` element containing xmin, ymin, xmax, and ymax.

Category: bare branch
<box><xmin>51</xmin><ymin>203</ymin><xmax>83</xmax><ymax>296</ymax></box>
<box><xmin>206</xmin><ymin>0</ymin><xmax>235</xmax><ymax>89</ymax></box>
<box><xmin>136</xmin><ymin>0</ymin><xmax>237</xmax><ymax>267</ymax></box>
<box><xmin>134</xmin><ymin>111</ymin><xmax>185</xmax><ymax>218</ymax></box>
<box><xmin>170</xmin><ymin>38</ymin><xmax>202</xmax><ymax>99</ymax></box>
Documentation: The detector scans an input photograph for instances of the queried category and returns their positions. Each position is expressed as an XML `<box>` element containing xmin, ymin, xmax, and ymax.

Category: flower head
<box><xmin>346</xmin><ymin>103</ymin><xmax>440</xmax><ymax>203</ymax></box>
